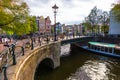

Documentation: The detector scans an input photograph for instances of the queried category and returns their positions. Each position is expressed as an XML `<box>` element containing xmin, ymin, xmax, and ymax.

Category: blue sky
<box><xmin>25</xmin><ymin>0</ymin><xmax>116</xmax><ymax>25</ymax></box>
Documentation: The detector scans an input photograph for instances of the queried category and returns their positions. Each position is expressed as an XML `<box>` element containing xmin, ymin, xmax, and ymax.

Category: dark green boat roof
<box><xmin>88</xmin><ymin>42</ymin><xmax>115</xmax><ymax>48</ymax></box>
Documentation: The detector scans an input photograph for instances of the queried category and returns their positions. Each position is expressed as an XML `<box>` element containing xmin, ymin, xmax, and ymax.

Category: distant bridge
<box><xmin>61</xmin><ymin>36</ymin><xmax>93</xmax><ymax>45</ymax></box>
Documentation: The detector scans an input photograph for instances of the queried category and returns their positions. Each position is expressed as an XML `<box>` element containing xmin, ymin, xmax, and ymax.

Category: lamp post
<box><xmin>52</xmin><ymin>4</ymin><xmax>59</xmax><ymax>41</ymax></box>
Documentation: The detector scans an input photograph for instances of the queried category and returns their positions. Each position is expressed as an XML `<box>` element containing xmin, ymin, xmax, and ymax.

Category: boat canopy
<box><xmin>88</xmin><ymin>42</ymin><xmax>115</xmax><ymax>48</ymax></box>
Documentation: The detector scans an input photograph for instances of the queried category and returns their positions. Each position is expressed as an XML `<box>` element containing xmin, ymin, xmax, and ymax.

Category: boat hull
<box><xmin>74</xmin><ymin>43</ymin><xmax>120</xmax><ymax>59</ymax></box>
<box><xmin>80</xmin><ymin>46</ymin><xmax>120</xmax><ymax>59</ymax></box>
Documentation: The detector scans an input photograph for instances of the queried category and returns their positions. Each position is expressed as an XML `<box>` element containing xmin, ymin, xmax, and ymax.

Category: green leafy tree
<box><xmin>112</xmin><ymin>3</ymin><xmax>120</xmax><ymax>22</ymax></box>
<box><xmin>101</xmin><ymin>25</ymin><xmax>109</xmax><ymax>33</ymax></box>
<box><xmin>0</xmin><ymin>0</ymin><xmax>14</xmax><ymax>27</ymax></box>
<box><xmin>0</xmin><ymin>0</ymin><xmax>31</xmax><ymax>35</ymax></box>
<box><xmin>29</xmin><ymin>16</ymin><xmax>38</xmax><ymax>33</ymax></box>
<box><xmin>82</xmin><ymin>22</ymin><xmax>92</xmax><ymax>34</ymax></box>
<box><xmin>51</xmin><ymin>26</ymin><xmax>54</xmax><ymax>34</ymax></box>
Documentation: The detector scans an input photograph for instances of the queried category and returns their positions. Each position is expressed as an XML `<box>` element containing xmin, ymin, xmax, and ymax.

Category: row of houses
<box><xmin>36</xmin><ymin>16</ymin><xmax>51</xmax><ymax>35</ymax></box>
<box><xmin>36</xmin><ymin>16</ymin><xmax>84</xmax><ymax>36</ymax></box>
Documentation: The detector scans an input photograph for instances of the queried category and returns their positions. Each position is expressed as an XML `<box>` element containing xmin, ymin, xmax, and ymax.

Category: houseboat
<box><xmin>81</xmin><ymin>42</ymin><xmax>120</xmax><ymax>58</ymax></box>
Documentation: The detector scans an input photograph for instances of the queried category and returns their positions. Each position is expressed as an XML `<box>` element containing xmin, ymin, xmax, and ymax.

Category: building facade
<box><xmin>56</xmin><ymin>22</ymin><xmax>62</xmax><ymax>35</ymax></box>
<box><xmin>61</xmin><ymin>24</ymin><xmax>66</xmax><ymax>33</ymax></box>
<box><xmin>45</xmin><ymin>16</ymin><xmax>52</xmax><ymax>35</ymax></box>
<box><xmin>36</xmin><ymin>16</ymin><xmax>52</xmax><ymax>35</ymax></box>
<box><xmin>109</xmin><ymin>11</ymin><xmax>120</xmax><ymax>35</ymax></box>
<box><xmin>39</xmin><ymin>16</ymin><xmax>45</xmax><ymax>35</ymax></box>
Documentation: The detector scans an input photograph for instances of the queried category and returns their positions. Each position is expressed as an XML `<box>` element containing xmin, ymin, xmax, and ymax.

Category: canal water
<box><xmin>35</xmin><ymin>44</ymin><xmax>120</xmax><ymax>80</ymax></box>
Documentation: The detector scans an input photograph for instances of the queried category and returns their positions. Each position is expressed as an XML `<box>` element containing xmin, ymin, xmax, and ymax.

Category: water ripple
<box><xmin>67</xmin><ymin>60</ymin><xmax>115</xmax><ymax>80</ymax></box>
<box><xmin>83</xmin><ymin>60</ymin><xmax>110</xmax><ymax>80</ymax></box>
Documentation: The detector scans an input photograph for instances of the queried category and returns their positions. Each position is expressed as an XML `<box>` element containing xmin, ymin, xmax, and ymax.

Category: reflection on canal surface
<box><xmin>34</xmin><ymin>46</ymin><xmax>120</xmax><ymax>80</ymax></box>
<box><xmin>60</xmin><ymin>44</ymin><xmax>70</xmax><ymax>56</ymax></box>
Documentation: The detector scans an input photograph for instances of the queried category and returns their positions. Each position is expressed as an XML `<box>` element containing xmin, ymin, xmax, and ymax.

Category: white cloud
<box><xmin>25</xmin><ymin>0</ymin><xmax>116</xmax><ymax>25</ymax></box>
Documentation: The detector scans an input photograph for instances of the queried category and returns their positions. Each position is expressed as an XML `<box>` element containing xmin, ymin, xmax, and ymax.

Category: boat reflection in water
<box><xmin>61</xmin><ymin>44</ymin><xmax>70</xmax><ymax>56</ymax></box>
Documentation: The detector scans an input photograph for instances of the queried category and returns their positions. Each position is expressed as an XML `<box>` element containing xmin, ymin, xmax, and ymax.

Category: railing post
<box><xmin>3</xmin><ymin>65</ymin><xmax>8</xmax><ymax>80</ymax></box>
<box><xmin>38</xmin><ymin>36</ymin><xmax>41</xmax><ymax>46</ymax></box>
<box><xmin>11</xmin><ymin>44</ymin><xmax>16</xmax><ymax>65</ymax></box>
<box><xmin>31</xmin><ymin>39</ymin><xmax>34</xmax><ymax>50</ymax></box>
<box><xmin>21</xmin><ymin>46</ymin><xmax>24</xmax><ymax>56</ymax></box>
<box><xmin>46</xmin><ymin>36</ymin><xmax>49</xmax><ymax>44</ymax></box>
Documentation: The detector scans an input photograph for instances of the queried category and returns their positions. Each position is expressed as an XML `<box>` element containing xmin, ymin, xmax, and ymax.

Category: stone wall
<box><xmin>7</xmin><ymin>42</ymin><xmax>61</xmax><ymax>80</ymax></box>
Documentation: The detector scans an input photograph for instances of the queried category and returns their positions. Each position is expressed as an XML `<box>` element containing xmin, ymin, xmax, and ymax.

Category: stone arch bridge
<box><xmin>0</xmin><ymin>37</ymin><xmax>93</xmax><ymax>80</ymax></box>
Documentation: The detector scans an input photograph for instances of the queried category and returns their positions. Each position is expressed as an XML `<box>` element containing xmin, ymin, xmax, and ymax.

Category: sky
<box><xmin>25</xmin><ymin>0</ymin><xmax>116</xmax><ymax>25</ymax></box>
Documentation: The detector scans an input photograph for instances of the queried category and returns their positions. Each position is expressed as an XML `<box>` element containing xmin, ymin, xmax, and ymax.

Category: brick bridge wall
<box><xmin>7</xmin><ymin>42</ymin><xmax>61</xmax><ymax>80</ymax></box>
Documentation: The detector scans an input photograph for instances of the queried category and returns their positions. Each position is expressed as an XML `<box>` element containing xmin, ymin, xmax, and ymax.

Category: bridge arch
<box><xmin>34</xmin><ymin>58</ymin><xmax>54</xmax><ymax>79</ymax></box>
<box><xmin>7</xmin><ymin>42</ymin><xmax>61</xmax><ymax>80</ymax></box>
<box><xmin>36</xmin><ymin>58</ymin><xmax>54</xmax><ymax>70</ymax></box>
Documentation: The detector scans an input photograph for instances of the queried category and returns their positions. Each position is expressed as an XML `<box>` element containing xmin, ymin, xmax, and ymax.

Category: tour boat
<box><xmin>81</xmin><ymin>41</ymin><xmax>120</xmax><ymax>58</ymax></box>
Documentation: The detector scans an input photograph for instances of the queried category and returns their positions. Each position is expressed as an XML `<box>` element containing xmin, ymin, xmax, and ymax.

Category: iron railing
<box><xmin>0</xmin><ymin>35</ymin><xmax>89</xmax><ymax>80</ymax></box>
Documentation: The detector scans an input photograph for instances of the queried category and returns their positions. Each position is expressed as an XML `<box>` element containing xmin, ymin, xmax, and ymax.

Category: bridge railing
<box><xmin>0</xmin><ymin>35</ymin><xmax>53</xmax><ymax>80</ymax></box>
<box><xmin>0</xmin><ymin>42</ymin><xmax>17</xmax><ymax>80</ymax></box>
<box><xmin>61</xmin><ymin>36</ymin><xmax>94</xmax><ymax>45</ymax></box>
<box><xmin>0</xmin><ymin>35</ymin><xmax>89</xmax><ymax>80</ymax></box>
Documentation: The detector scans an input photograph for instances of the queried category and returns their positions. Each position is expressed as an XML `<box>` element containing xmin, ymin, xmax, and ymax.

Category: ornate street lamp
<box><xmin>52</xmin><ymin>4</ymin><xmax>59</xmax><ymax>41</ymax></box>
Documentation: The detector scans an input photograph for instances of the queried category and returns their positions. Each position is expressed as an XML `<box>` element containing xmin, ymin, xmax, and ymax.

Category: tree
<box><xmin>0</xmin><ymin>0</ymin><xmax>31</xmax><ymax>35</ymax></box>
<box><xmin>85</xmin><ymin>7</ymin><xmax>109</xmax><ymax>34</ymax></box>
<box><xmin>51</xmin><ymin>26</ymin><xmax>54</xmax><ymax>34</ymax></box>
<box><xmin>0</xmin><ymin>0</ymin><xmax>14</xmax><ymax>27</ymax></box>
<box><xmin>82</xmin><ymin>22</ymin><xmax>91</xmax><ymax>34</ymax></box>
<box><xmin>112</xmin><ymin>3</ymin><xmax>120</xmax><ymax>22</ymax></box>
<box><xmin>101</xmin><ymin>11</ymin><xmax>109</xmax><ymax>33</ymax></box>
<box><xmin>97</xmin><ymin>11</ymin><xmax>109</xmax><ymax>33</ymax></box>
<box><xmin>29</xmin><ymin>16</ymin><xmax>38</xmax><ymax>33</ymax></box>
<box><xmin>87</xmin><ymin>6</ymin><xmax>98</xmax><ymax>34</ymax></box>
